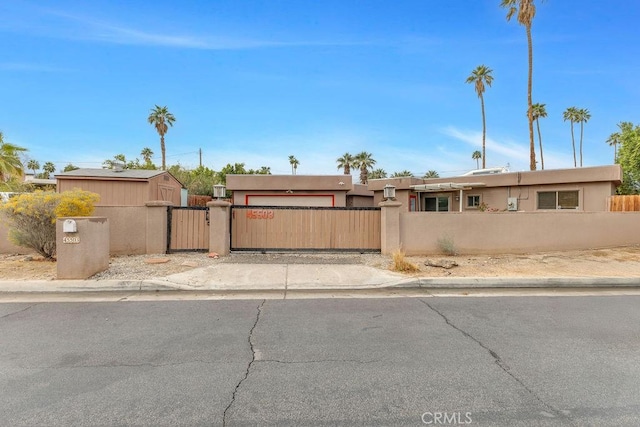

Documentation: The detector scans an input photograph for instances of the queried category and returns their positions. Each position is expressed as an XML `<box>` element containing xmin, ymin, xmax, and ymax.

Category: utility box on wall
<box><xmin>507</xmin><ymin>197</ymin><xmax>518</xmax><ymax>211</ymax></box>
<box><xmin>56</xmin><ymin>217</ymin><xmax>110</xmax><ymax>279</ymax></box>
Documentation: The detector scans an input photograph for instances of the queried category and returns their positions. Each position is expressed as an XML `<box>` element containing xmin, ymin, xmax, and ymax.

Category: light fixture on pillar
<box><xmin>383</xmin><ymin>184</ymin><xmax>396</xmax><ymax>201</ymax></box>
<box><xmin>213</xmin><ymin>184</ymin><xmax>226</xmax><ymax>200</ymax></box>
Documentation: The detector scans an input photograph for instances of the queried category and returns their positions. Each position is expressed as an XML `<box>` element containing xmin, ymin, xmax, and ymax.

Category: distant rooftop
<box><xmin>56</xmin><ymin>168</ymin><xmax>168</xmax><ymax>180</ymax></box>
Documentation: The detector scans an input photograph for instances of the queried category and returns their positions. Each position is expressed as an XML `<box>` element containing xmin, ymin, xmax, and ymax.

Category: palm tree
<box><xmin>391</xmin><ymin>170</ymin><xmax>413</xmax><ymax>178</ymax></box>
<box><xmin>563</xmin><ymin>107</ymin><xmax>579</xmax><ymax>167</ymax></box>
<box><xmin>531</xmin><ymin>103</ymin><xmax>547</xmax><ymax>169</ymax></box>
<box><xmin>353</xmin><ymin>151</ymin><xmax>376</xmax><ymax>184</ymax></box>
<box><xmin>147</xmin><ymin>105</ymin><xmax>176</xmax><ymax>170</ymax></box>
<box><xmin>576</xmin><ymin>108</ymin><xmax>591</xmax><ymax>167</ymax></box>
<box><xmin>369</xmin><ymin>168</ymin><xmax>387</xmax><ymax>179</ymax></box>
<box><xmin>141</xmin><ymin>147</ymin><xmax>154</xmax><ymax>165</ymax></box>
<box><xmin>288</xmin><ymin>155</ymin><xmax>299</xmax><ymax>175</ymax></box>
<box><xmin>0</xmin><ymin>132</ymin><xmax>27</xmax><ymax>182</ymax></box>
<box><xmin>423</xmin><ymin>170</ymin><xmax>440</xmax><ymax>179</ymax></box>
<box><xmin>472</xmin><ymin>150</ymin><xmax>482</xmax><ymax>169</ymax></box>
<box><xmin>607</xmin><ymin>132</ymin><xmax>621</xmax><ymax>163</ymax></box>
<box><xmin>466</xmin><ymin>65</ymin><xmax>493</xmax><ymax>168</ymax></box>
<box><xmin>336</xmin><ymin>153</ymin><xmax>354</xmax><ymax>175</ymax></box>
<box><xmin>27</xmin><ymin>159</ymin><xmax>40</xmax><ymax>176</ymax></box>
<box><xmin>501</xmin><ymin>0</ymin><xmax>539</xmax><ymax>170</ymax></box>
<box><xmin>42</xmin><ymin>162</ymin><xmax>56</xmax><ymax>179</ymax></box>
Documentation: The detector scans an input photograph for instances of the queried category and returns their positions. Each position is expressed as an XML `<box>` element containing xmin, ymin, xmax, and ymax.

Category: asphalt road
<box><xmin>1</xmin><ymin>296</ymin><xmax>639</xmax><ymax>426</ymax></box>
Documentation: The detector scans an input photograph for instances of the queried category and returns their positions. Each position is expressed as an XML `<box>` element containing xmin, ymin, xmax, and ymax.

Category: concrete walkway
<box><xmin>1</xmin><ymin>262</ymin><xmax>639</xmax><ymax>295</ymax></box>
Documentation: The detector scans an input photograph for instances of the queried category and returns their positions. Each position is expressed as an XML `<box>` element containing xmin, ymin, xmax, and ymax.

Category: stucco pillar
<box><xmin>379</xmin><ymin>200</ymin><xmax>403</xmax><ymax>255</ymax></box>
<box><xmin>207</xmin><ymin>200</ymin><xmax>231</xmax><ymax>256</ymax></box>
<box><xmin>57</xmin><ymin>217</ymin><xmax>109</xmax><ymax>279</ymax></box>
<box><xmin>145</xmin><ymin>201</ymin><xmax>172</xmax><ymax>254</ymax></box>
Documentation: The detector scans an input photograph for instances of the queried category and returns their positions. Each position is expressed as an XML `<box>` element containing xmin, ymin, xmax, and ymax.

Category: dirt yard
<box><xmin>2</xmin><ymin>246</ymin><xmax>640</xmax><ymax>281</ymax></box>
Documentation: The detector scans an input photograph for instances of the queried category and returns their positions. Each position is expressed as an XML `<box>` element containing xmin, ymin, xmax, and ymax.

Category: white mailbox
<box><xmin>63</xmin><ymin>219</ymin><xmax>78</xmax><ymax>233</ymax></box>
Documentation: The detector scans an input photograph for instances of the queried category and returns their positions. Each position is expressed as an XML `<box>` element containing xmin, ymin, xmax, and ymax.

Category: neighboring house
<box><xmin>56</xmin><ymin>168</ymin><xmax>185</xmax><ymax>206</ymax></box>
<box><xmin>227</xmin><ymin>175</ymin><xmax>373</xmax><ymax>207</ymax></box>
<box><xmin>23</xmin><ymin>173</ymin><xmax>57</xmax><ymax>187</ymax></box>
<box><xmin>368</xmin><ymin>165</ymin><xmax>622</xmax><ymax>212</ymax></box>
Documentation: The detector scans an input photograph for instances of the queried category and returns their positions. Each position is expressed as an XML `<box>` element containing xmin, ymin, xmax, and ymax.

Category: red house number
<box><xmin>246</xmin><ymin>209</ymin><xmax>275</xmax><ymax>219</ymax></box>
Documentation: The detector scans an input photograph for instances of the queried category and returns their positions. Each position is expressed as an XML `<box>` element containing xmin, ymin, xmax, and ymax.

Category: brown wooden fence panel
<box><xmin>231</xmin><ymin>206</ymin><xmax>381</xmax><ymax>251</ymax></box>
<box><xmin>608</xmin><ymin>195</ymin><xmax>640</xmax><ymax>211</ymax></box>
<box><xmin>168</xmin><ymin>207</ymin><xmax>210</xmax><ymax>252</ymax></box>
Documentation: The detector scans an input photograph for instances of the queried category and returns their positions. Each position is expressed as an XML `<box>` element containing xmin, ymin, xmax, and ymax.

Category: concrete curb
<box><xmin>390</xmin><ymin>277</ymin><xmax>640</xmax><ymax>289</ymax></box>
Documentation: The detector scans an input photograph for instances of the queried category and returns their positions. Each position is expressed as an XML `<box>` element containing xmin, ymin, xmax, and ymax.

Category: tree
<box><xmin>41</xmin><ymin>162</ymin><xmax>56</xmax><ymax>179</ymax></box>
<box><xmin>466</xmin><ymin>65</ymin><xmax>493</xmax><ymax>168</ymax></box>
<box><xmin>423</xmin><ymin>170</ymin><xmax>440</xmax><ymax>179</ymax></box>
<box><xmin>531</xmin><ymin>103</ymin><xmax>547</xmax><ymax>169</ymax></box>
<box><xmin>472</xmin><ymin>150</ymin><xmax>482</xmax><ymax>169</ymax></box>
<box><xmin>576</xmin><ymin>108</ymin><xmax>591</xmax><ymax>167</ymax></box>
<box><xmin>563</xmin><ymin>107</ymin><xmax>579</xmax><ymax>167</ymax></box>
<box><xmin>391</xmin><ymin>170</ymin><xmax>413</xmax><ymax>178</ymax></box>
<box><xmin>336</xmin><ymin>153</ymin><xmax>354</xmax><ymax>175</ymax></box>
<box><xmin>501</xmin><ymin>0</ymin><xmax>540</xmax><ymax>171</ymax></box>
<box><xmin>0</xmin><ymin>132</ymin><xmax>27</xmax><ymax>184</ymax></box>
<box><xmin>63</xmin><ymin>164</ymin><xmax>80</xmax><ymax>172</ymax></box>
<box><xmin>141</xmin><ymin>147</ymin><xmax>154</xmax><ymax>163</ymax></box>
<box><xmin>369</xmin><ymin>168</ymin><xmax>387</xmax><ymax>179</ymax></box>
<box><xmin>147</xmin><ymin>105</ymin><xmax>176</xmax><ymax>170</ymax></box>
<box><xmin>288</xmin><ymin>155</ymin><xmax>299</xmax><ymax>175</ymax></box>
<box><xmin>354</xmin><ymin>151</ymin><xmax>376</xmax><ymax>184</ymax></box>
<box><xmin>27</xmin><ymin>160</ymin><xmax>40</xmax><ymax>176</ymax></box>
<box><xmin>607</xmin><ymin>132</ymin><xmax>621</xmax><ymax>163</ymax></box>
<box><xmin>613</xmin><ymin>121</ymin><xmax>640</xmax><ymax>194</ymax></box>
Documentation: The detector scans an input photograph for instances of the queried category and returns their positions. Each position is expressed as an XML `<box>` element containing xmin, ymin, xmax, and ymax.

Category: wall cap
<box><xmin>145</xmin><ymin>201</ymin><xmax>173</xmax><ymax>207</ymax></box>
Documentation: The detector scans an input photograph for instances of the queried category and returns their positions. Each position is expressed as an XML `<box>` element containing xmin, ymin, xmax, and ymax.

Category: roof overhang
<box><xmin>410</xmin><ymin>182</ymin><xmax>487</xmax><ymax>192</ymax></box>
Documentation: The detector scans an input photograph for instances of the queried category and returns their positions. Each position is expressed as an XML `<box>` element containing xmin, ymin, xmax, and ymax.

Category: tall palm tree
<box><xmin>472</xmin><ymin>150</ymin><xmax>482</xmax><ymax>169</ymax></box>
<box><xmin>563</xmin><ymin>106</ymin><xmax>579</xmax><ymax>167</ymax></box>
<box><xmin>141</xmin><ymin>147</ymin><xmax>154</xmax><ymax>164</ymax></box>
<box><xmin>288</xmin><ymin>155</ymin><xmax>299</xmax><ymax>175</ymax></box>
<box><xmin>423</xmin><ymin>170</ymin><xmax>440</xmax><ymax>179</ymax></box>
<box><xmin>353</xmin><ymin>151</ymin><xmax>376</xmax><ymax>184</ymax></box>
<box><xmin>0</xmin><ymin>132</ymin><xmax>27</xmax><ymax>182</ymax></box>
<box><xmin>531</xmin><ymin>103</ymin><xmax>547</xmax><ymax>169</ymax></box>
<box><xmin>369</xmin><ymin>168</ymin><xmax>387</xmax><ymax>179</ymax></box>
<box><xmin>336</xmin><ymin>152</ymin><xmax>354</xmax><ymax>175</ymax></box>
<box><xmin>391</xmin><ymin>170</ymin><xmax>413</xmax><ymax>178</ymax></box>
<box><xmin>147</xmin><ymin>105</ymin><xmax>176</xmax><ymax>170</ymax></box>
<box><xmin>501</xmin><ymin>0</ymin><xmax>539</xmax><ymax>170</ymax></box>
<box><xmin>607</xmin><ymin>132</ymin><xmax>621</xmax><ymax>163</ymax></box>
<box><xmin>466</xmin><ymin>65</ymin><xmax>493</xmax><ymax>169</ymax></box>
<box><xmin>42</xmin><ymin>162</ymin><xmax>56</xmax><ymax>179</ymax></box>
<box><xmin>27</xmin><ymin>159</ymin><xmax>40</xmax><ymax>176</ymax></box>
<box><xmin>576</xmin><ymin>108</ymin><xmax>591</xmax><ymax>167</ymax></box>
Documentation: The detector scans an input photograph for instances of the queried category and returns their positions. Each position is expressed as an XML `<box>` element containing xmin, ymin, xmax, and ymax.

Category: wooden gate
<box><xmin>167</xmin><ymin>206</ymin><xmax>210</xmax><ymax>253</ymax></box>
<box><xmin>231</xmin><ymin>206</ymin><xmax>381</xmax><ymax>252</ymax></box>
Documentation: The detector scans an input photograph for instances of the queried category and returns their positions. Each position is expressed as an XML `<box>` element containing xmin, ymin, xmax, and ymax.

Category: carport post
<box><xmin>207</xmin><ymin>200</ymin><xmax>231</xmax><ymax>256</ymax></box>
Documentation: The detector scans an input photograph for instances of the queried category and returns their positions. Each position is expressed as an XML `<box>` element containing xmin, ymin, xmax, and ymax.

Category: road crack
<box><xmin>418</xmin><ymin>299</ymin><xmax>572</xmax><ymax>422</ymax></box>
<box><xmin>259</xmin><ymin>358</ymin><xmax>379</xmax><ymax>365</ymax></box>
<box><xmin>223</xmin><ymin>299</ymin><xmax>265</xmax><ymax>427</ymax></box>
<box><xmin>0</xmin><ymin>303</ymin><xmax>40</xmax><ymax>319</ymax></box>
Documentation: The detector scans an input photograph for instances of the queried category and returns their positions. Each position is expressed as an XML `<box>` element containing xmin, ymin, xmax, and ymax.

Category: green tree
<box><xmin>354</xmin><ymin>151</ymin><xmax>376</xmax><ymax>184</ymax></box>
<box><xmin>576</xmin><ymin>108</ymin><xmax>591</xmax><ymax>167</ymax></box>
<box><xmin>531</xmin><ymin>103</ymin><xmax>547</xmax><ymax>169</ymax></box>
<box><xmin>472</xmin><ymin>150</ymin><xmax>482</xmax><ymax>169</ymax></box>
<box><xmin>501</xmin><ymin>0</ymin><xmax>541</xmax><ymax>171</ymax></box>
<box><xmin>614</xmin><ymin>121</ymin><xmax>640</xmax><ymax>194</ymax></box>
<box><xmin>0</xmin><ymin>132</ymin><xmax>27</xmax><ymax>185</ymax></box>
<box><xmin>369</xmin><ymin>168</ymin><xmax>387</xmax><ymax>179</ymax></box>
<box><xmin>141</xmin><ymin>147</ymin><xmax>155</xmax><ymax>167</ymax></box>
<box><xmin>391</xmin><ymin>170</ymin><xmax>413</xmax><ymax>178</ymax></box>
<box><xmin>27</xmin><ymin>159</ymin><xmax>40</xmax><ymax>176</ymax></box>
<box><xmin>607</xmin><ymin>132</ymin><xmax>621</xmax><ymax>163</ymax></box>
<box><xmin>63</xmin><ymin>164</ymin><xmax>80</xmax><ymax>172</ymax></box>
<box><xmin>216</xmin><ymin>162</ymin><xmax>248</xmax><ymax>185</ymax></box>
<box><xmin>563</xmin><ymin>106</ymin><xmax>579</xmax><ymax>167</ymax></box>
<box><xmin>41</xmin><ymin>162</ymin><xmax>56</xmax><ymax>179</ymax></box>
<box><xmin>147</xmin><ymin>105</ymin><xmax>176</xmax><ymax>170</ymax></box>
<box><xmin>466</xmin><ymin>65</ymin><xmax>493</xmax><ymax>168</ymax></box>
<box><xmin>256</xmin><ymin>166</ymin><xmax>271</xmax><ymax>175</ymax></box>
<box><xmin>336</xmin><ymin>153</ymin><xmax>354</xmax><ymax>175</ymax></box>
<box><xmin>423</xmin><ymin>170</ymin><xmax>440</xmax><ymax>179</ymax></box>
<box><xmin>288</xmin><ymin>155</ymin><xmax>299</xmax><ymax>175</ymax></box>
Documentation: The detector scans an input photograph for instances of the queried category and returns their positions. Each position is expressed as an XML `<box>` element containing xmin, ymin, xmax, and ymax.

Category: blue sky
<box><xmin>1</xmin><ymin>0</ymin><xmax>637</xmax><ymax>178</ymax></box>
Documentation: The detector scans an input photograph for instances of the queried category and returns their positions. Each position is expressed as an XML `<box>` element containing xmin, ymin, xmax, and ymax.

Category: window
<box><xmin>409</xmin><ymin>195</ymin><xmax>417</xmax><ymax>212</ymax></box>
<box><xmin>537</xmin><ymin>191</ymin><xmax>579</xmax><ymax>210</ymax></box>
<box><xmin>424</xmin><ymin>196</ymin><xmax>449</xmax><ymax>212</ymax></box>
<box><xmin>467</xmin><ymin>195</ymin><xmax>480</xmax><ymax>208</ymax></box>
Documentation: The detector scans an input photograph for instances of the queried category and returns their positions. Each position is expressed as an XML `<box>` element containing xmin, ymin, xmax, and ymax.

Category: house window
<box><xmin>537</xmin><ymin>191</ymin><xmax>579</xmax><ymax>210</ymax></box>
<box><xmin>424</xmin><ymin>196</ymin><xmax>449</xmax><ymax>212</ymax></box>
<box><xmin>467</xmin><ymin>195</ymin><xmax>481</xmax><ymax>208</ymax></box>
<box><xmin>409</xmin><ymin>195</ymin><xmax>417</xmax><ymax>212</ymax></box>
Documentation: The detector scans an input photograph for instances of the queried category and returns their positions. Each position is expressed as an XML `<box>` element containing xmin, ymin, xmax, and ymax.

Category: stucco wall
<box><xmin>95</xmin><ymin>206</ymin><xmax>147</xmax><ymax>254</ymax></box>
<box><xmin>399</xmin><ymin>211</ymin><xmax>640</xmax><ymax>255</ymax></box>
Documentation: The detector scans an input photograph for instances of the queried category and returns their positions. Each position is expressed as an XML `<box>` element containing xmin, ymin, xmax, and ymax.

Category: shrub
<box><xmin>437</xmin><ymin>234</ymin><xmax>457</xmax><ymax>256</ymax></box>
<box><xmin>0</xmin><ymin>190</ymin><xmax>100</xmax><ymax>259</ymax></box>
<box><xmin>391</xmin><ymin>248</ymin><xmax>420</xmax><ymax>273</ymax></box>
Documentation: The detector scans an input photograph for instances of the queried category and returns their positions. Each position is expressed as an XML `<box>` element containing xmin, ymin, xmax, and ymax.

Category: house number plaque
<box><xmin>246</xmin><ymin>209</ymin><xmax>275</xmax><ymax>220</ymax></box>
<box><xmin>62</xmin><ymin>236</ymin><xmax>81</xmax><ymax>244</ymax></box>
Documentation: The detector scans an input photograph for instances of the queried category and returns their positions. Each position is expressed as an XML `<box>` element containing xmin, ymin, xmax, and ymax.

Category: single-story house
<box><xmin>56</xmin><ymin>168</ymin><xmax>185</xmax><ymax>206</ymax></box>
<box><xmin>368</xmin><ymin>165</ymin><xmax>622</xmax><ymax>212</ymax></box>
<box><xmin>226</xmin><ymin>174</ymin><xmax>374</xmax><ymax>207</ymax></box>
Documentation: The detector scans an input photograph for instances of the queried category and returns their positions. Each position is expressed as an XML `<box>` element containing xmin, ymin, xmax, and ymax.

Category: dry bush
<box><xmin>391</xmin><ymin>249</ymin><xmax>420</xmax><ymax>273</ymax></box>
